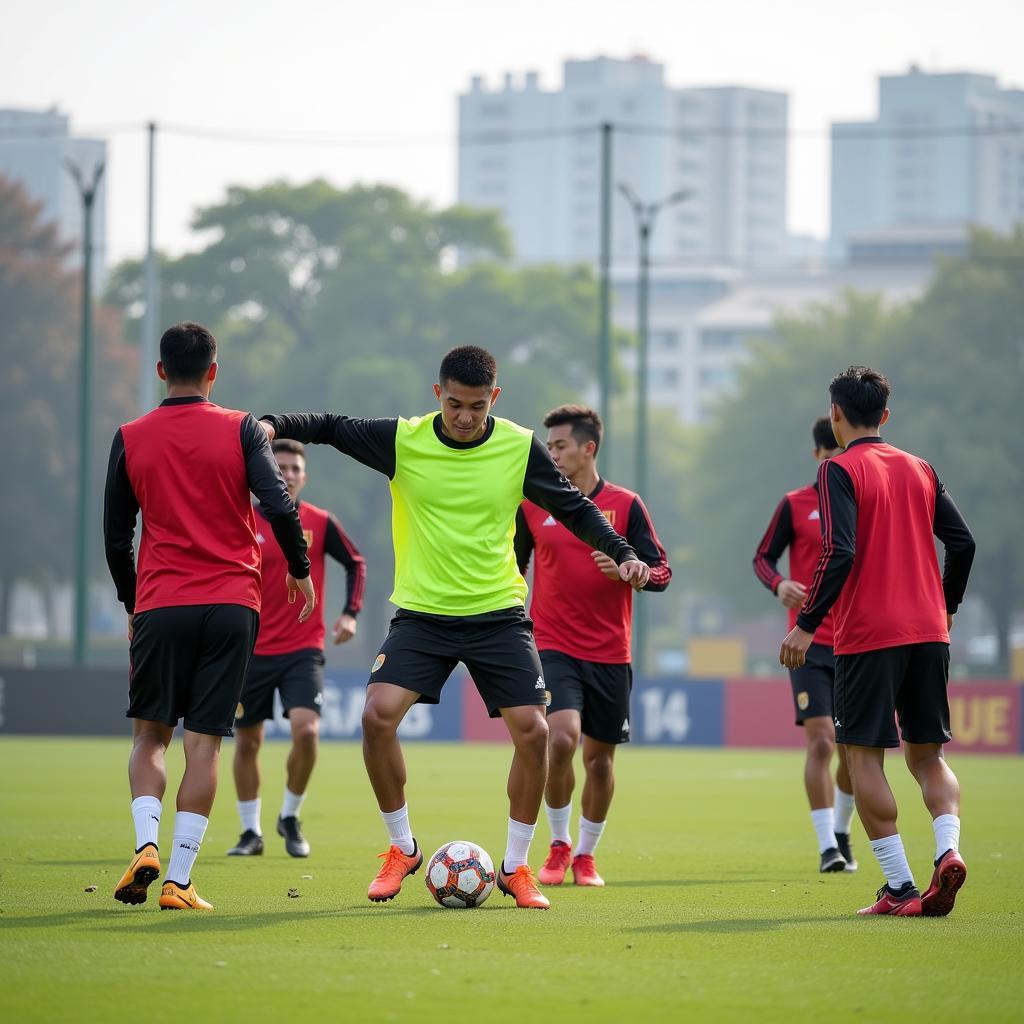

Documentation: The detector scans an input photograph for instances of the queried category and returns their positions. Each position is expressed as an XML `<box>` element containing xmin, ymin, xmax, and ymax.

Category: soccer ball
<box><xmin>425</xmin><ymin>840</ymin><xmax>495</xmax><ymax>908</ymax></box>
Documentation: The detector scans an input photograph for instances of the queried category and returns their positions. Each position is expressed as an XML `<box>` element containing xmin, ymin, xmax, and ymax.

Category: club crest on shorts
<box><xmin>797</xmin><ymin>691</ymin><xmax>810</xmax><ymax>711</ymax></box>
<box><xmin>372</xmin><ymin>653</ymin><xmax>386</xmax><ymax>673</ymax></box>
<box><xmin>235</xmin><ymin>702</ymin><xmax>245</xmax><ymax>719</ymax></box>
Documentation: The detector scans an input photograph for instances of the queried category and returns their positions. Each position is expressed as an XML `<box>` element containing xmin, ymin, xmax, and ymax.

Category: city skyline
<box><xmin>2</xmin><ymin>0</ymin><xmax>1020</xmax><ymax>266</ymax></box>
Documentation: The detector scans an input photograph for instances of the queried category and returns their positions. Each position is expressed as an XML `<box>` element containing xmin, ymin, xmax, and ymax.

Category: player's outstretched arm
<box><xmin>521</xmin><ymin>436</ymin><xmax>649</xmax><ymax>589</ymax></box>
<box><xmin>324</xmin><ymin>514</ymin><xmax>366</xmax><ymax>643</ymax></box>
<box><xmin>259</xmin><ymin>412</ymin><xmax>400</xmax><ymax>478</ymax></box>
<box><xmin>103</xmin><ymin>427</ymin><xmax>140</xmax><ymax>620</ymax></box>
<box><xmin>241</xmin><ymin>414</ymin><xmax>312</xmax><ymax>603</ymax></box>
<box><xmin>513</xmin><ymin>506</ymin><xmax>536</xmax><ymax>576</ymax></box>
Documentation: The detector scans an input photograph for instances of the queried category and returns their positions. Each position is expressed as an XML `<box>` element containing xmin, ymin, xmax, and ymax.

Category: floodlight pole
<box><xmin>597</xmin><ymin>121</ymin><xmax>613</xmax><ymax>476</ymax></box>
<box><xmin>140</xmin><ymin>121</ymin><xmax>159</xmax><ymax>414</ymax></box>
<box><xmin>66</xmin><ymin>158</ymin><xmax>106</xmax><ymax>667</ymax></box>
<box><xmin>618</xmin><ymin>184</ymin><xmax>691</xmax><ymax>675</ymax></box>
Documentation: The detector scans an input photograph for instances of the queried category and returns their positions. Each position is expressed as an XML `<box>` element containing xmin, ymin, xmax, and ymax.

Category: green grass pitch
<box><xmin>0</xmin><ymin>738</ymin><xmax>1021</xmax><ymax>1022</ymax></box>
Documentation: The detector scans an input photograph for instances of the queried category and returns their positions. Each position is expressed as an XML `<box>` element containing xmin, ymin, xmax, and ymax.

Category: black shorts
<box><xmin>128</xmin><ymin>604</ymin><xmax>259</xmax><ymax>737</ymax></box>
<box><xmin>834</xmin><ymin>642</ymin><xmax>951</xmax><ymax>748</ymax></box>
<box><xmin>368</xmin><ymin>607</ymin><xmax>548</xmax><ymax>718</ymax></box>
<box><xmin>542</xmin><ymin>650</ymin><xmax>632</xmax><ymax>745</ymax></box>
<box><xmin>789</xmin><ymin>643</ymin><xmax>835</xmax><ymax>726</ymax></box>
<box><xmin>235</xmin><ymin>648</ymin><xmax>325</xmax><ymax>728</ymax></box>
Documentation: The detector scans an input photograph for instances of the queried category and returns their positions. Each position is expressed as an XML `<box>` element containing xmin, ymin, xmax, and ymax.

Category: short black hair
<box><xmin>272</xmin><ymin>439</ymin><xmax>306</xmax><ymax>459</ymax></box>
<box><xmin>544</xmin><ymin>404</ymin><xmax>603</xmax><ymax>454</ymax></box>
<box><xmin>812</xmin><ymin>416</ymin><xmax>839</xmax><ymax>452</ymax></box>
<box><xmin>829</xmin><ymin>365</ymin><xmax>891</xmax><ymax>428</ymax></box>
<box><xmin>160</xmin><ymin>322</ymin><xmax>216</xmax><ymax>384</ymax></box>
<box><xmin>438</xmin><ymin>345</ymin><xmax>497</xmax><ymax>389</ymax></box>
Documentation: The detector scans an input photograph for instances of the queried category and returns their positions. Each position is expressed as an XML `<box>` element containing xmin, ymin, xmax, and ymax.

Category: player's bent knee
<box><xmin>361</xmin><ymin>702</ymin><xmax>400</xmax><ymax>741</ymax></box>
<box><xmin>549</xmin><ymin>729</ymin><xmax>579</xmax><ymax>763</ymax></box>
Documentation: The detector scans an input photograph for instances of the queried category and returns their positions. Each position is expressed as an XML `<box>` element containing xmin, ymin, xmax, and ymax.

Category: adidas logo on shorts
<box><xmin>535</xmin><ymin>676</ymin><xmax>546</xmax><ymax>690</ymax></box>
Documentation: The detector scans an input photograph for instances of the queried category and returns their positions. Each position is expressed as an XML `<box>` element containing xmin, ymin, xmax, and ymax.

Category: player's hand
<box><xmin>332</xmin><ymin>613</ymin><xmax>357</xmax><ymax>645</ymax></box>
<box><xmin>127</xmin><ymin>613</ymin><xmax>134</xmax><ymax>643</ymax></box>
<box><xmin>779</xmin><ymin>625</ymin><xmax>814</xmax><ymax>670</ymax></box>
<box><xmin>618</xmin><ymin>559</ymin><xmax>650</xmax><ymax>591</ymax></box>
<box><xmin>776</xmin><ymin>579</ymin><xmax>807</xmax><ymax>610</ymax></box>
<box><xmin>591</xmin><ymin>550</ymin><xmax>621</xmax><ymax>581</ymax></box>
<box><xmin>259</xmin><ymin>418</ymin><xmax>276</xmax><ymax>441</ymax></box>
<box><xmin>286</xmin><ymin>573</ymin><xmax>316</xmax><ymax>623</ymax></box>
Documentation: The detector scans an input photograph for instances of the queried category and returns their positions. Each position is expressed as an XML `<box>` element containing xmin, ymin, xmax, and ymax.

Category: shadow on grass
<box><xmin>0</xmin><ymin>907</ymin><xmax>351</xmax><ymax>933</ymax></box>
<box><xmin>629</xmin><ymin>915</ymin><xmax>848</xmax><ymax>934</ymax></box>
<box><xmin>610</xmin><ymin>878</ymin><xmax>768</xmax><ymax>889</ymax></box>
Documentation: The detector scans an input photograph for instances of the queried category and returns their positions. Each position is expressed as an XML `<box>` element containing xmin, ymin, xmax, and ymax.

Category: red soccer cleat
<box><xmin>367</xmin><ymin>842</ymin><xmax>423</xmax><ymax>902</ymax></box>
<box><xmin>922</xmin><ymin>849</ymin><xmax>967</xmax><ymax>917</ymax></box>
<box><xmin>857</xmin><ymin>882</ymin><xmax>922</xmax><ymax>916</ymax></box>
<box><xmin>571</xmin><ymin>853</ymin><xmax>605</xmax><ymax>887</ymax></box>
<box><xmin>538</xmin><ymin>841</ymin><xmax>572</xmax><ymax>885</ymax></box>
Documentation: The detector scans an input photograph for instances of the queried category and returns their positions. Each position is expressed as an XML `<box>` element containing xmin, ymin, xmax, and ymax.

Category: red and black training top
<box><xmin>516</xmin><ymin>478</ymin><xmax>671</xmax><ymax>664</ymax></box>
<box><xmin>103</xmin><ymin>397</ymin><xmax>310</xmax><ymax>615</ymax></box>
<box><xmin>253</xmin><ymin>499</ymin><xmax>366</xmax><ymax>656</ymax></box>
<box><xmin>796</xmin><ymin>437</ymin><xmax>975</xmax><ymax>656</ymax></box>
<box><xmin>753</xmin><ymin>483</ymin><xmax>835</xmax><ymax>647</ymax></box>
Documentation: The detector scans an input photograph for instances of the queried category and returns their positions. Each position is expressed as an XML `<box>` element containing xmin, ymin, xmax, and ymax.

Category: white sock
<box><xmin>834</xmin><ymin>788</ymin><xmax>856</xmax><ymax>835</ymax></box>
<box><xmin>237</xmin><ymin>798</ymin><xmax>262</xmax><ymax>836</ymax></box>
<box><xmin>545</xmin><ymin>802</ymin><xmax>572</xmax><ymax>845</ymax></box>
<box><xmin>870</xmin><ymin>833</ymin><xmax>915</xmax><ymax>890</ymax></box>
<box><xmin>503</xmin><ymin>817</ymin><xmax>536</xmax><ymax>872</ymax></box>
<box><xmin>933</xmin><ymin>813</ymin><xmax>961</xmax><ymax>862</ymax></box>
<box><xmin>281</xmin><ymin>788</ymin><xmax>305</xmax><ymax>820</ymax></box>
<box><xmin>576</xmin><ymin>816</ymin><xmax>606</xmax><ymax>857</ymax></box>
<box><xmin>810</xmin><ymin>807</ymin><xmax>837</xmax><ymax>853</ymax></box>
<box><xmin>165</xmin><ymin>812</ymin><xmax>208</xmax><ymax>886</ymax></box>
<box><xmin>131</xmin><ymin>795</ymin><xmax>161</xmax><ymax>851</ymax></box>
<box><xmin>381</xmin><ymin>804</ymin><xmax>415</xmax><ymax>855</ymax></box>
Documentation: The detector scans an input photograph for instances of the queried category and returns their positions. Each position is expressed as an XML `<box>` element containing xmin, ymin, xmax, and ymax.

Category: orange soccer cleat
<box><xmin>113</xmin><ymin>844</ymin><xmax>161</xmax><ymax>905</ymax></box>
<box><xmin>158</xmin><ymin>880</ymin><xmax>213</xmax><ymax>910</ymax></box>
<box><xmin>497</xmin><ymin>863</ymin><xmax>550</xmax><ymax>909</ymax></box>
<box><xmin>571</xmin><ymin>853</ymin><xmax>605</xmax><ymax>887</ymax></box>
<box><xmin>367</xmin><ymin>842</ymin><xmax>423</xmax><ymax>902</ymax></box>
<box><xmin>538</xmin><ymin>841</ymin><xmax>572</xmax><ymax>886</ymax></box>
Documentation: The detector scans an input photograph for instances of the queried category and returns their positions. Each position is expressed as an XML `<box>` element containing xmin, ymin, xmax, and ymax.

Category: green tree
<box><xmin>105</xmin><ymin>181</ymin><xmax>618</xmax><ymax>652</ymax></box>
<box><xmin>0</xmin><ymin>176</ymin><xmax>134</xmax><ymax>637</ymax></box>
<box><xmin>887</xmin><ymin>229</ymin><xmax>1024</xmax><ymax>669</ymax></box>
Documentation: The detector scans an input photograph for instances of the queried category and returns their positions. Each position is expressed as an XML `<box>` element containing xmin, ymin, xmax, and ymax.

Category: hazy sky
<box><xmin>3</xmin><ymin>0</ymin><xmax>1021</xmax><ymax>265</ymax></box>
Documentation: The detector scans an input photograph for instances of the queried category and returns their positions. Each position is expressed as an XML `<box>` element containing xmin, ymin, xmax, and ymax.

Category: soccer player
<box><xmin>754</xmin><ymin>417</ymin><xmax>858</xmax><ymax>874</ymax></box>
<box><xmin>260</xmin><ymin>346</ymin><xmax>651</xmax><ymax>909</ymax></box>
<box><xmin>103</xmin><ymin>322</ymin><xmax>314</xmax><ymax>910</ymax></box>
<box><xmin>780</xmin><ymin>366</ymin><xmax>975</xmax><ymax>917</ymax></box>
<box><xmin>227</xmin><ymin>439</ymin><xmax>367</xmax><ymax>859</ymax></box>
<box><xmin>515</xmin><ymin>405</ymin><xmax>671</xmax><ymax>887</ymax></box>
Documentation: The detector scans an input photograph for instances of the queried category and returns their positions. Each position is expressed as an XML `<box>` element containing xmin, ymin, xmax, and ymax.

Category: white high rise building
<box><xmin>830</xmin><ymin>67</ymin><xmax>1024</xmax><ymax>263</ymax></box>
<box><xmin>458</xmin><ymin>56</ymin><xmax>788</xmax><ymax>269</ymax></box>
<box><xmin>0</xmin><ymin>108</ymin><xmax>108</xmax><ymax>286</ymax></box>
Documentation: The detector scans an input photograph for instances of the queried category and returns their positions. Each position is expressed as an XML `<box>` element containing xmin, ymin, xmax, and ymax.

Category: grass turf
<box><xmin>0</xmin><ymin>738</ymin><xmax>1021</xmax><ymax>1022</ymax></box>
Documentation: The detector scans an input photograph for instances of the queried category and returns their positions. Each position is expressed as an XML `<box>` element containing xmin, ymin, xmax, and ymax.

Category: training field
<box><xmin>0</xmin><ymin>738</ymin><xmax>1021</xmax><ymax>1023</ymax></box>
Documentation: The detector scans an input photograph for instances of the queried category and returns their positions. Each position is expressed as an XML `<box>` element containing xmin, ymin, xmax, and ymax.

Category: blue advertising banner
<box><xmin>629</xmin><ymin>678</ymin><xmax>724</xmax><ymax>746</ymax></box>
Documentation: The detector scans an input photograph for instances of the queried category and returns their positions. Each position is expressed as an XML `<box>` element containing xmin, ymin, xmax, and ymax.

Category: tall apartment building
<box><xmin>458</xmin><ymin>56</ymin><xmax>788</xmax><ymax>269</ymax></box>
<box><xmin>0</xmin><ymin>107</ymin><xmax>108</xmax><ymax>286</ymax></box>
<box><xmin>830</xmin><ymin>67</ymin><xmax>1024</xmax><ymax>263</ymax></box>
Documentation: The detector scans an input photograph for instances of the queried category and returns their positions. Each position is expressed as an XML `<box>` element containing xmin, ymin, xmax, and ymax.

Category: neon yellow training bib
<box><xmin>389</xmin><ymin>413</ymin><xmax>533</xmax><ymax>616</ymax></box>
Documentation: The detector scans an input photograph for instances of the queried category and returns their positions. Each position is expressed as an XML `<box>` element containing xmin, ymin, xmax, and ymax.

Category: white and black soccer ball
<box><xmin>425</xmin><ymin>840</ymin><xmax>495</xmax><ymax>908</ymax></box>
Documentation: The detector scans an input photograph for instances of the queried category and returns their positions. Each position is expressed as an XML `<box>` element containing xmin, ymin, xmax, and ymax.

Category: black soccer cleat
<box><xmin>835</xmin><ymin>832</ymin><xmax>858</xmax><ymax>872</ymax></box>
<box><xmin>819</xmin><ymin>846</ymin><xmax>848</xmax><ymax>873</ymax></box>
<box><xmin>226</xmin><ymin>829</ymin><xmax>265</xmax><ymax>857</ymax></box>
<box><xmin>277</xmin><ymin>815</ymin><xmax>310</xmax><ymax>858</ymax></box>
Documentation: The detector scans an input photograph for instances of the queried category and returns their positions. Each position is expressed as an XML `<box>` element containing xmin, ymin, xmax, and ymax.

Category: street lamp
<box><xmin>618</xmin><ymin>183</ymin><xmax>691</xmax><ymax>674</ymax></box>
<box><xmin>65</xmin><ymin>158</ymin><xmax>106</xmax><ymax>666</ymax></box>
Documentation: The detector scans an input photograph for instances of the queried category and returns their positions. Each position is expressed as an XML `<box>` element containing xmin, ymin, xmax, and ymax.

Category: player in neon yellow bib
<box><xmin>261</xmin><ymin>346</ymin><xmax>651</xmax><ymax>909</ymax></box>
